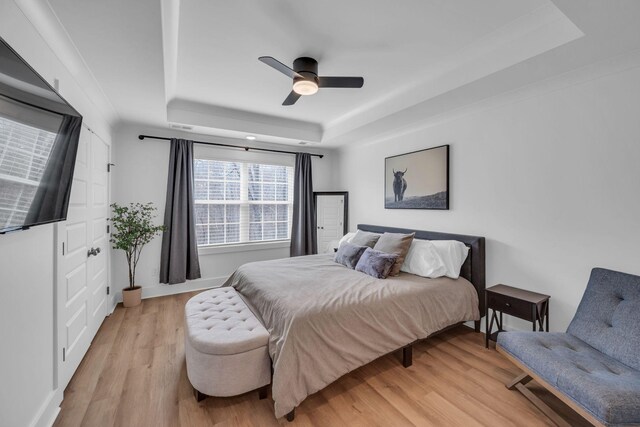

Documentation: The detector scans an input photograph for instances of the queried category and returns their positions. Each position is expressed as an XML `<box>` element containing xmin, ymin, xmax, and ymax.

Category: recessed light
<box><xmin>246</xmin><ymin>135</ymin><xmax>256</xmax><ymax>140</ymax></box>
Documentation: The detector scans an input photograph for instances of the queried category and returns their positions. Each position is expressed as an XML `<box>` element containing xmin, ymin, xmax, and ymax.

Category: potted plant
<box><xmin>110</xmin><ymin>202</ymin><xmax>165</xmax><ymax>307</ymax></box>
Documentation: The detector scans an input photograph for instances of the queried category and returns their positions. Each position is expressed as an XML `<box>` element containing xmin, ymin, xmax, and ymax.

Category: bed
<box><xmin>222</xmin><ymin>224</ymin><xmax>486</xmax><ymax>419</ymax></box>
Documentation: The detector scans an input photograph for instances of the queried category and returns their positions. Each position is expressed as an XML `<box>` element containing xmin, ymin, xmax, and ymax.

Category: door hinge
<box><xmin>62</xmin><ymin>347</ymin><xmax>66</xmax><ymax>362</ymax></box>
<box><xmin>107</xmin><ymin>286</ymin><xmax>110</xmax><ymax>295</ymax></box>
<box><xmin>107</xmin><ymin>163</ymin><xmax>115</xmax><ymax>172</ymax></box>
<box><xmin>107</xmin><ymin>224</ymin><xmax>110</xmax><ymax>234</ymax></box>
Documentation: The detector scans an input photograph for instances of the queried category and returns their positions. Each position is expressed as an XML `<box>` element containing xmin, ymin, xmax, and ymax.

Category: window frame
<box><xmin>193</xmin><ymin>154</ymin><xmax>294</xmax><ymax>250</ymax></box>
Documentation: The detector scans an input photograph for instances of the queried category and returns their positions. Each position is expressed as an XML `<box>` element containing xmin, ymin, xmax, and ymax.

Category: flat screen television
<box><xmin>0</xmin><ymin>36</ymin><xmax>82</xmax><ymax>234</ymax></box>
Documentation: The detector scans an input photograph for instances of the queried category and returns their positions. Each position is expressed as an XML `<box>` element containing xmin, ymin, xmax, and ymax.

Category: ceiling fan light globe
<box><xmin>293</xmin><ymin>79</ymin><xmax>318</xmax><ymax>96</ymax></box>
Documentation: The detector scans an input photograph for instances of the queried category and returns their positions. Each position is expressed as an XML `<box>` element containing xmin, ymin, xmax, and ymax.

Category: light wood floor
<box><xmin>54</xmin><ymin>292</ymin><xmax>589</xmax><ymax>427</ymax></box>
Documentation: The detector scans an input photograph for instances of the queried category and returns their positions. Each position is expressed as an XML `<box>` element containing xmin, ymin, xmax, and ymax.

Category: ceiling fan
<box><xmin>258</xmin><ymin>56</ymin><xmax>364</xmax><ymax>106</ymax></box>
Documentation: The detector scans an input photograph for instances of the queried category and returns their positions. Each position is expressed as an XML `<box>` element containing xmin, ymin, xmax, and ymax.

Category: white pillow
<box><xmin>401</xmin><ymin>239</ymin><xmax>446</xmax><ymax>278</ymax></box>
<box><xmin>337</xmin><ymin>232</ymin><xmax>356</xmax><ymax>249</ymax></box>
<box><xmin>401</xmin><ymin>239</ymin><xmax>469</xmax><ymax>279</ymax></box>
<box><xmin>431</xmin><ymin>240</ymin><xmax>469</xmax><ymax>279</ymax></box>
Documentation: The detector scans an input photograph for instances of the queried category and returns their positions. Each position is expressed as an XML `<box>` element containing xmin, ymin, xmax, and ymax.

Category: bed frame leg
<box><xmin>285</xmin><ymin>409</ymin><xmax>295</xmax><ymax>422</ymax></box>
<box><xmin>474</xmin><ymin>320</ymin><xmax>481</xmax><ymax>333</ymax></box>
<box><xmin>402</xmin><ymin>345</ymin><xmax>413</xmax><ymax>368</ymax></box>
<box><xmin>258</xmin><ymin>385</ymin><xmax>268</xmax><ymax>400</ymax></box>
<box><xmin>193</xmin><ymin>387</ymin><xmax>207</xmax><ymax>402</ymax></box>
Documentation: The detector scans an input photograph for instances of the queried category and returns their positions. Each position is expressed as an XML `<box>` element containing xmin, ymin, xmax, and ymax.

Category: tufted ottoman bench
<box><xmin>184</xmin><ymin>287</ymin><xmax>271</xmax><ymax>401</ymax></box>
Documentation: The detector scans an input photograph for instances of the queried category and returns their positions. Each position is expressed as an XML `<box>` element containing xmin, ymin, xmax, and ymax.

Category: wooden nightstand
<box><xmin>485</xmin><ymin>284</ymin><xmax>550</xmax><ymax>348</ymax></box>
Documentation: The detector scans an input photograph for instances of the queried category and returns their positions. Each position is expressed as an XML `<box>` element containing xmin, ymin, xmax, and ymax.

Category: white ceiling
<box><xmin>37</xmin><ymin>0</ymin><xmax>640</xmax><ymax>146</ymax></box>
<box><xmin>175</xmin><ymin>0</ymin><xmax>548</xmax><ymax>121</ymax></box>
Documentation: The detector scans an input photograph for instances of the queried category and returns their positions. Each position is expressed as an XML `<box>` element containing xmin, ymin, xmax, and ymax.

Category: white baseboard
<box><xmin>115</xmin><ymin>276</ymin><xmax>227</xmax><ymax>303</ymax></box>
<box><xmin>108</xmin><ymin>295</ymin><xmax>117</xmax><ymax>315</ymax></box>
<box><xmin>30</xmin><ymin>388</ymin><xmax>62</xmax><ymax>427</ymax></box>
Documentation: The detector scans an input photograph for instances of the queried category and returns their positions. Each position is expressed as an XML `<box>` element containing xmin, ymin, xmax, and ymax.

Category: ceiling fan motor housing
<box><xmin>292</xmin><ymin>57</ymin><xmax>319</xmax><ymax>95</ymax></box>
<box><xmin>294</xmin><ymin>57</ymin><xmax>319</xmax><ymax>83</ymax></box>
<box><xmin>293</xmin><ymin>57</ymin><xmax>319</xmax><ymax>76</ymax></box>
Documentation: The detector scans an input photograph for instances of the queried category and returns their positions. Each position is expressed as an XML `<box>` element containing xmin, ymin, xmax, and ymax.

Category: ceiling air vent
<box><xmin>169</xmin><ymin>123</ymin><xmax>193</xmax><ymax>130</ymax></box>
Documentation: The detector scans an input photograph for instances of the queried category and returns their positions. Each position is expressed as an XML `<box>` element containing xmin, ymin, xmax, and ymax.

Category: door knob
<box><xmin>87</xmin><ymin>247</ymin><xmax>101</xmax><ymax>257</ymax></box>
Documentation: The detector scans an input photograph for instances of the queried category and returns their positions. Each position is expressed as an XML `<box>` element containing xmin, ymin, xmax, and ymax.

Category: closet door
<box><xmin>87</xmin><ymin>133</ymin><xmax>109</xmax><ymax>338</ymax></box>
<box><xmin>57</xmin><ymin>127</ymin><xmax>109</xmax><ymax>389</ymax></box>
<box><xmin>315</xmin><ymin>192</ymin><xmax>347</xmax><ymax>253</ymax></box>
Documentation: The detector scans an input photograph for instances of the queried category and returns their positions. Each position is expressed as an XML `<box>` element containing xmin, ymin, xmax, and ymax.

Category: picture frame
<box><xmin>384</xmin><ymin>144</ymin><xmax>449</xmax><ymax>210</ymax></box>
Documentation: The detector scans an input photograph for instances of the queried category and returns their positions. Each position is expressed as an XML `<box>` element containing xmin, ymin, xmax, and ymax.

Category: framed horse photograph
<box><xmin>384</xmin><ymin>144</ymin><xmax>449</xmax><ymax>210</ymax></box>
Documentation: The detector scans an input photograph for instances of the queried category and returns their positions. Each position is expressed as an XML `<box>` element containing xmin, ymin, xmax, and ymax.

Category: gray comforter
<box><xmin>223</xmin><ymin>254</ymin><xmax>480</xmax><ymax>417</ymax></box>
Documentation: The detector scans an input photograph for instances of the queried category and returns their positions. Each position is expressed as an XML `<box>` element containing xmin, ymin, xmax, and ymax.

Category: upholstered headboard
<box><xmin>357</xmin><ymin>224</ymin><xmax>486</xmax><ymax>316</ymax></box>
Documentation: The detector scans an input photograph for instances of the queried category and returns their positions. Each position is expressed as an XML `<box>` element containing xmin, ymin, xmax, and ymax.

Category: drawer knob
<box><xmin>505</xmin><ymin>302</ymin><xmax>511</xmax><ymax>307</ymax></box>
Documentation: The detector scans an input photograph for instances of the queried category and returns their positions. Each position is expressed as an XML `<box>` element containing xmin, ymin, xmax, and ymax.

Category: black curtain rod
<box><xmin>137</xmin><ymin>134</ymin><xmax>323</xmax><ymax>159</ymax></box>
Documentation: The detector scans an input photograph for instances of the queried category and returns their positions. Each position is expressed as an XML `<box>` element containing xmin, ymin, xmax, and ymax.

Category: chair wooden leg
<box><xmin>258</xmin><ymin>385</ymin><xmax>268</xmax><ymax>400</ymax></box>
<box><xmin>194</xmin><ymin>387</ymin><xmax>207</xmax><ymax>402</ymax></box>
<box><xmin>506</xmin><ymin>372</ymin><xmax>532</xmax><ymax>390</ymax></box>
<box><xmin>515</xmin><ymin>383</ymin><xmax>572</xmax><ymax>427</ymax></box>
<box><xmin>402</xmin><ymin>345</ymin><xmax>412</xmax><ymax>368</ymax></box>
<box><xmin>285</xmin><ymin>409</ymin><xmax>295</xmax><ymax>422</ymax></box>
<box><xmin>505</xmin><ymin>372</ymin><xmax>570</xmax><ymax>427</ymax></box>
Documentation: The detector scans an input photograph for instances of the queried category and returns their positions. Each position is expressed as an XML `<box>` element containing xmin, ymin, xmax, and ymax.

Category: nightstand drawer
<box><xmin>487</xmin><ymin>293</ymin><xmax>532</xmax><ymax>320</ymax></box>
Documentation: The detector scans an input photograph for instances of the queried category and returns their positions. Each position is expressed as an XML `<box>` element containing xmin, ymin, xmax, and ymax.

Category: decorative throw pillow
<box><xmin>350</xmin><ymin>230</ymin><xmax>381</xmax><ymax>248</ymax></box>
<box><xmin>334</xmin><ymin>242</ymin><xmax>368</xmax><ymax>269</ymax></box>
<box><xmin>355</xmin><ymin>248</ymin><xmax>398</xmax><ymax>279</ymax></box>
<box><xmin>373</xmin><ymin>232</ymin><xmax>415</xmax><ymax>276</ymax></box>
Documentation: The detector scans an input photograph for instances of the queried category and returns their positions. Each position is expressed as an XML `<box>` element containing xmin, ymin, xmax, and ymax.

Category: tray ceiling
<box><xmin>40</xmin><ymin>0</ymin><xmax>639</xmax><ymax>146</ymax></box>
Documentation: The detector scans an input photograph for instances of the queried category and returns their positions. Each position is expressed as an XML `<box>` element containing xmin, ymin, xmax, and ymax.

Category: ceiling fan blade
<box><xmin>318</xmin><ymin>76</ymin><xmax>364</xmax><ymax>88</ymax></box>
<box><xmin>282</xmin><ymin>91</ymin><xmax>301</xmax><ymax>106</ymax></box>
<box><xmin>259</xmin><ymin>56</ymin><xmax>302</xmax><ymax>79</ymax></box>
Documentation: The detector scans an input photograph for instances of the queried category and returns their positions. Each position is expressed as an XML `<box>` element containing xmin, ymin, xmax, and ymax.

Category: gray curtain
<box><xmin>25</xmin><ymin>115</ymin><xmax>82</xmax><ymax>225</ymax></box>
<box><xmin>290</xmin><ymin>153</ymin><xmax>317</xmax><ymax>256</ymax></box>
<box><xmin>160</xmin><ymin>138</ymin><xmax>201</xmax><ymax>284</ymax></box>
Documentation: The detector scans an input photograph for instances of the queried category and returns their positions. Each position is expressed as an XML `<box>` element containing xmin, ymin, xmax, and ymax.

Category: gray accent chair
<box><xmin>497</xmin><ymin>268</ymin><xmax>640</xmax><ymax>427</ymax></box>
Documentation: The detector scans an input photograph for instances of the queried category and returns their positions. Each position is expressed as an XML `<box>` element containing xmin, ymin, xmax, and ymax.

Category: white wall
<box><xmin>337</xmin><ymin>54</ymin><xmax>640</xmax><ymax>332</ymax></box>
<box><xmin>0</xmin><ymin>226</ymin><xmax>55</xmax><ymax>427</ymax></box>
<box><xmin>0</xmin><ymin>2</ymin><xmax>114</xmax><ymax>426</ymax></box>
<box><xmin>111</xmin><ymin>123</ymin><xmax>340</xmax><ymax>300</ymax></box>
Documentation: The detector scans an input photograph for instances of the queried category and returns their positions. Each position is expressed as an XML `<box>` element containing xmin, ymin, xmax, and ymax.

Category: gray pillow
<box><xmin>350</xmin><ymin>230</ymin><xmax>381</xmax><ymax>248</ymax></box>
<box><xmin>355</xmin><ymin>248</ymin><xmax>398</xmax><ymax>279</ymax></box>
<box><xmin>373</xmin><ymin>232</ymin><xmax>415</xmax><ymax>276</ymax></box>
<box><xmin>334</xmin><ymin>242</ymin><xmax>368</xmax><ymax>269</ymax></box>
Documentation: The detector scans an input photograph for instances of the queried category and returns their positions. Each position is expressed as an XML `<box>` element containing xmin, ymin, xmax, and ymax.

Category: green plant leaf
<box><xmin>109</xmin><ymin>202</ymin><xmax>166</xmax><ymax>288</ymax></box>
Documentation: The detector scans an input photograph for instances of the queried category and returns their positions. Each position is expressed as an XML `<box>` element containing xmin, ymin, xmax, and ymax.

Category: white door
<box><xmin>316</xmin><ymin>194</ymin><xmax>346</xmax><ymax>253</ymax></box>
<box><xmin>88</xmin><ymin>133</ymin><xmax>109</xmax><ymax>338</ymax></box>
<box><xmin>57</xmin><ymin>127</ymin><xmax>109</xmax><ymax>389</ymax></box>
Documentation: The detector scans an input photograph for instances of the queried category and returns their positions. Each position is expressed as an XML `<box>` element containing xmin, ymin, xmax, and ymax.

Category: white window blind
<box><xmin>0</xmin><ymin>116</ymin><xmax>56</xmax><ymax>228</ymax></box>
<box><xmin>194</xmin><ymin>159</ymin><xmax>293</xmax><ymax>247</ymax></box>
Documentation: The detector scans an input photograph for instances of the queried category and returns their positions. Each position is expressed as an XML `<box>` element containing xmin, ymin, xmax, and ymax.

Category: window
<box><xmin>194</xmin><ymin>159</ymin><xmax>293</xmax><ymax>246</ymax></box>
